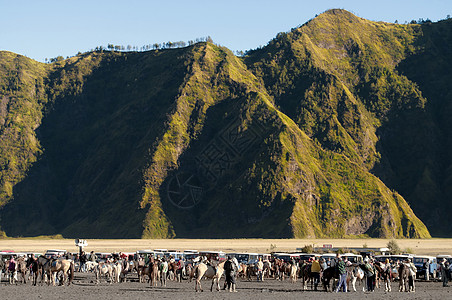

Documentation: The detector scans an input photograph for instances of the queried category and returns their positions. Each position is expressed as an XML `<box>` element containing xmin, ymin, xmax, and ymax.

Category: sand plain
<box><xmin>1</xmin><ymin>238</ymin><xmax>451</xmax><ymax>255</ymax></box>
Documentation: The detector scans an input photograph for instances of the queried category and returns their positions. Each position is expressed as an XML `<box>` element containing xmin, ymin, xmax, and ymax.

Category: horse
<box><xmin>300</xmin><ymin>263</ymin><xmax>315</xmax><ymax>290</ymax></box>
<box><xmin>346</xmin><ymin>264</ymin><xmax>365</xmax><ymax>292</ymax></box>
<box><xmin>246</xmin><ymin>263</ymin><xmax>257</xmax><ymax>280</ymax></box>
<box><xmin>40</xmin><ymin>256</ymin><xmax>74</xmax><ymax>286</ymax></box>
<box><xmin>322</xmin><ymin>266</ymin><xmax>339</xmax><ymax>292</ymax></box>
<box><xmin>27</xmin><ymin>258</ymin><xmax>41</xmax><ymax>286</ymax></box>
<box><xmin>14</xmin><ymin>257</ymin><xmax>28</xmax><ymax>284</ymax></box>
<box><xmin>85</xmin><ymin>261</ymin><xmax>98</xmax><ymax>272</ymax></box>
<box><xmin>95</xmin><ymin>262</ymin><xmax>113</xmax><ymax>284</ymax></box>
<box><xmin>194</xmin><ymin>260</ymin><xmax>225</xmax><ymax>292</ymax></box>
<box><xmin>398</xmin><ymin>263</ymin><xmax>411</xmax><ymax>292</ymax></box>
<box><xmin>289</xmin><ymin>263</ymin><xmax>298</xmax><ymax>283</ymax></box>
<box><xmin>263</xmin><ymin>260</ymin><xmax>272</xmax><ymax>279</ymax></box>
<box><xmin>374</xmin><ymin>262</ymin><xmax>392</xmax><ymax>292</ymax></box>
<box><xmin>111</xmin><ymin>260</ymin><xmax>122</xmax><ymax>283</ymax></box>
<box><xmin>119</xmin><ymin>259</ymin><xmax>132</xmax><ymax>282</ymax></box>
<box><xmin>149</xmin><ymin>260</ymin><xmax>159</xmax><ymax>287</ymax></box>
<box><xmin>186</xmin><ymin>264</ymin><xmax>195</xmax><ymax>282</ymax></box>
<box><xmin>236</xmin><ymin>263</ymin><xmax>247</xmax><ymax>279</ymax></box>
<box><xmin>167</xmin><ymin>261</ymin><xmax>178</xmax><ymax>281</ymax></box>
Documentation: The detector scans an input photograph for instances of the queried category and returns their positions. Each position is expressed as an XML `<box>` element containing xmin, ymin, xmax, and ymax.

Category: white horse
<box><xmin>347</xmin><ymin>265</ymin><xmax>365</xmax><ymax>292</ymax></box>
<box><xmin>85</xmin><ymin>261</ymin><xmax>98</xmax><ymax>272</ymax></box>
<box><xmin>194</xmin><ymin>260</ymin><xmax>225</xmax><ymax>292</ymax></box>
<box><xmin>95</xmin><ymin>262</ymin><xmax>113</xmax><ymax>284</ymax></box>
<box><xmin>111</xmin><ymin>261</ymin><xmax>122</xmax><ymax>283</ymax></box>
<box><xmin>290</xmin><ymin>264</ymin><xmax>298</xmax><ymax>283</ymax></box>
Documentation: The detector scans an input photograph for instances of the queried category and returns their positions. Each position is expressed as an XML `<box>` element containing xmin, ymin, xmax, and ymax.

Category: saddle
<box><xmin>51</xmin><ymin>260</ymin><xmax>58</xmax><ymax>268</ymax></box>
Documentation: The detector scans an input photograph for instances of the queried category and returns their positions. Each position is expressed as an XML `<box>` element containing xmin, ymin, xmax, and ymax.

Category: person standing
<box><xmin>8</xmin><ymin>256</ymin><xmax>17</xmax><ymax>284</ymax></box>
<box><xmin>0</xmin><ymin>256</ymin><xmax>4</xmax><ymax>281</ymax></box>
<box><xmin>365</xmin><ymin>258</ymin><xmax>376</xmax><ymax>292</ymax></box>
<box><xmin>79</xmin><ymin>251</ymin><xmax>87</xmax><ymax>272</ymax></box>
<box><xmin>336</xmin><ymin>256</ymin><xmax>347</xmax><ymax>292</ymax></box>
<box><xmin>90</xmin><ymin>251</ymin><xmax>97</xmax><ymax>263</ymax></box>
<box><xmin>407</xmin><ymin>258</ymin><xmax>417</xmax><ymax>292</ymax></box>
<box><xmin>440</xmin><ymin>258</ymin><xmax>449</xmax><ymax>287</ymax></box>
<box><xmin>256</xmin><ymin>257</ymin><xmax>264</xmax><ymax>282</ymax></box>
<box><xmin>224</xmin><ymin>256</ymin><xmax>237</xmax><ymax>292</ymax></box>
<box><xmin>160</xmin><ymin>257</ymin><xmax>168</xmax><ymax>287</ymax></box>
<box><xmin>311</xmin><ymin>256</ymin><xmax>322</xmax><ymax>291</ymax></box>
<box><xmin>424</xmin><ymin>259</ymin><xmax>430</xmax><ymax>281</ymax></box>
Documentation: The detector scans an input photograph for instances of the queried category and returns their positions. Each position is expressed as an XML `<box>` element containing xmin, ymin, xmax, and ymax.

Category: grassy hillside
<box><xmin>2</xmin><ymin>9</ymin><xmax>448</xmax><ymax>238</ymax></box>
<box><xmin>245</xmin><ymin>9</ymin><xmax>448</xmax><ymax>236</ymax></box>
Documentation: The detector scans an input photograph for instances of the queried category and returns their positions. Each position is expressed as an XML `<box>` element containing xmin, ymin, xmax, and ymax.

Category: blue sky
<box><xmin>1</xmin><ymin>0</ymin><xmax>451</xmax><ymax>62</ymax></box>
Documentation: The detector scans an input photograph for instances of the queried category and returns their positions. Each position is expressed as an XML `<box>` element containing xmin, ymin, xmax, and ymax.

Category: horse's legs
<box><xmin>351</xmin><ymin>276</ymin><xmax>357</xmax><ymax>292</ymax></box>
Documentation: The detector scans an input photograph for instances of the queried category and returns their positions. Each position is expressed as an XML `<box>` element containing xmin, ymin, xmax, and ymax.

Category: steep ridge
<box><xmin>1</xmin><ymin>49</ymin><xmax>189</xmax><ymax>237</ymax></box>
<box><xmin>245</xmin><ymin>9</ymin><xmax>447</xmax><ymax>236</ymax></box>
<box><xmin>0</xmin><ymin>9</ymin><xmax>444</xmax><ymax>238</ymax></box>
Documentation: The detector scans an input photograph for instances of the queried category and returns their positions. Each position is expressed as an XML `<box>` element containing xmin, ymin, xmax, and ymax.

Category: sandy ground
<box><xmin>0</xmin><ymin>271</ymin><xmax>451</xmax><ymax>300</ymax></box>
<box><xmin>1</xmin><ymin>238</ymin><xmax>452</xmax><ymax>255</ymax></box>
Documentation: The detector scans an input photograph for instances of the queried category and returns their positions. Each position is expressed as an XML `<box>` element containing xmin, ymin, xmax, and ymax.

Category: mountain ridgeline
<box><xmin>1</xmin><ymin>9</ymin><xmax>451</xmax><ymax>238</ymax></box>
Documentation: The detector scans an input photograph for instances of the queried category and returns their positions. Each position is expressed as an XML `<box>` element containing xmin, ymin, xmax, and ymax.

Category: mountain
<box><xmin>2</xmin><ymin>9</ymin><xmax>451</xmax><ymax>238</ymax></box>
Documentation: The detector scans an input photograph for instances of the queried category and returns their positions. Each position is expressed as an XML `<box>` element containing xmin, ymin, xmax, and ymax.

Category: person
<box><xmin>336</xmin><ymin>256</ymin><xmax>347</xmax><ymax>292</ymax></box>
<box><xmin>28</xmin><ymin>254</ymin><xmax>36</xmax><ymax>277</ymax></box>
<box><xmin>160</xmin><ymin>257</ymin><xmax>168</xmax><ymax>287</ymax></box>
<box><xmin>90</xmin><ymin>251</ymin><xmax>97</xmax><ymax>263</ymax></box>
<box><xmin>8</xmin><ymin>256</ymin><xmax>17</xmax><ymax>284</ymax></box>
<box><xmin>320</xmin><ymin>257</ymin><xmax>328</xmax><ymax>270</ymax></box>
<box><xmin>177</xmin><ymin>257</ymin><xmax>185</xmax><ymax>281</ymax></box>
<box><xmin>407</xmin><ymin>258</ymin><xmax>417</xmax><ymax>292</ymax></box>
<box><xmin>424</xmin><ymin>259</ymin><xmax>430</xmax><ymax>281</ymax></box>
<box><xmin>256</xmin><ymin>257</ymin><xmax>264</xmax><ymax>282</ymax></box>
<box><xmin>383</xmin><ymin>258</ymin><xmax>391</xmax><ymax>272</ymax></box>
<box><xmin>330</xmin><ymin>255</ymin><xmax>337</xmax><ymax>268</ymax></box>
<box><xmin>224</xmin><ymin>256</ymin><xmax>237</xmax><ymax>292</ymax></box>
<box><xmin>440</xmin><ymin>258</ymin><xmax>449</xmax><ymax>287</ymax></box>
<box><xmin>79</xmin><ymin>251</ymin><xmax>87</xmax><ymax>272</ymax></box>
<box><xmin>364</xmin><ymin>258</ymin><xmax>376</xmax><ymax>292</ymax></box>
<box><xmin>311</xmin><ymin>256</ymin><xmax>322</xmax><ymax>291</ymax></box>
<box><xmin>0</xmin><ymin>256</ymin><xmax>4</xmax><ymax>281</ymax></box>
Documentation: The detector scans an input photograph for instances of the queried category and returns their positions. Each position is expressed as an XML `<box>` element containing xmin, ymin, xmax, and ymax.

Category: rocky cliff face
<box><xmin>3</xmin><ymin>9</ymin><xmax>451</xmax><ymax>238</ymax></box>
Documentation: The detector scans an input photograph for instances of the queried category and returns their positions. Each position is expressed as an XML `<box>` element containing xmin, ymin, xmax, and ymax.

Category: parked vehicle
<box><xmin>228</xmin><ymin>252</ymin><xmax>259</xmax><ymax>264</ymax></box>
<box><xmin>413</xmin><ymin>255</ymin><xmax>437</xmax><ymax>279</ymax></box>
<box><xmin>198</xmin><ymin>251</ymin><xmax>226</xmax><ymax>261</ymax></box>
<box><xmin>341</xmin><ymin>253</ymin><xmax>363</xmax><ymax>263</ymax></box>
<box><xmin>45</xmin><ymin>249</ymin><xmax>67</xmax><ymax>258</ymax></box>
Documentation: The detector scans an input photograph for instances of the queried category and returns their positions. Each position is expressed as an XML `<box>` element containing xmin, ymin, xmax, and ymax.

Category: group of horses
<box><xmin>2</xmin><ymin>256</ymin><xmax>74</xmax><ymax>286</ymax></box>
<box><xmin>260</xmin><ymin>258</ymin><xmax>416</xmax><ymax>293</ymax></box>
<box><xmin>1</xmin><ymin>255</ymin><xmax>417</xmax><ymax>293</ymax></box>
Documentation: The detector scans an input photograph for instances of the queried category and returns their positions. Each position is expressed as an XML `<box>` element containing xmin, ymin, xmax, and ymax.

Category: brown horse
<box><xmin>398</xmin><ymin>263</ymin><xmax>410</xmax><ymax>292</ymax></box>
<box><xmin>15</xmin><ymin>257</ymin><xmax>28</xmax><ymax>284</ymax></box>
<box><xmin>374</xmin><ymin>262</ymin><xmax>392</xmax><ymax>292</ymax></box>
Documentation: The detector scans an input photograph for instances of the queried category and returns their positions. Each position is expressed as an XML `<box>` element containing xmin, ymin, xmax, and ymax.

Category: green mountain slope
<box><xmin>2</xmin><ymin>9</ymin><xmax>450</xmax><ymax>238</ymax></box>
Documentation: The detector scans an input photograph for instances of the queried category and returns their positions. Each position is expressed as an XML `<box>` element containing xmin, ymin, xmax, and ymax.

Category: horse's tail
<box><xmin>69</xmin><ymin>261</ymin><xmax>75</xmax><ymax>284</ymax></box>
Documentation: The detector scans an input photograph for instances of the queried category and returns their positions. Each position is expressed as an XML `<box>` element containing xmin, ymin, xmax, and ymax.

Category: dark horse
<box><xmin>374</xmin><ymin>262</ymin><xmax>392</xmax><ymax>292</ymax></box>
<box><xmin>299</xmin><ymin>263</ymin><xmax>315</xmax><ymax>290</ymax></box>
<box><xmin>26</xmin><ymin>258</ymin><xmax>41</xmax><ymax>286</ymax></box>
<box><xmin>322</xmin><ymin>266</ymin><xmax>339</xmax><ymax>292</ymax></box>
